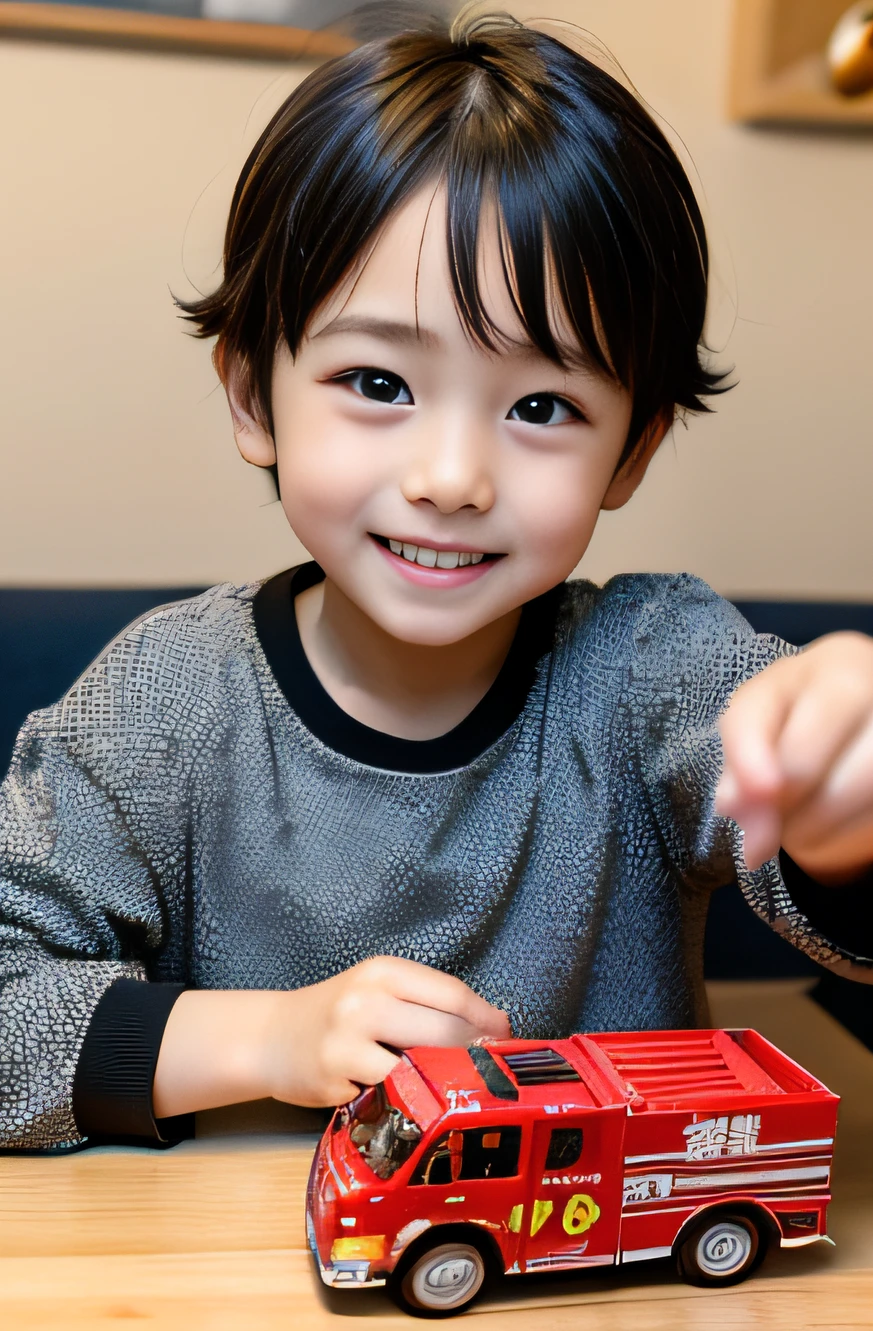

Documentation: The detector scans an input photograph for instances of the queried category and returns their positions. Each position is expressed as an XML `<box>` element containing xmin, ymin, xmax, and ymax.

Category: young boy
<box><xmin>1</xmin><ymin>13</ymin><xmax>871</xmax><ymax>1154</ymax></box>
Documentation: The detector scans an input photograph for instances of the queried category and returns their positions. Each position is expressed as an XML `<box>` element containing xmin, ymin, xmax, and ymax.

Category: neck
<box><xmin>294</xmin><ymin>576</ymin><xmax>522</xmax><ymax>740</ymax></box>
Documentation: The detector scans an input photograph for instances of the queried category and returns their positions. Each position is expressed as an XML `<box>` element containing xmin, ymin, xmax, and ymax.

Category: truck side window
<box><xmin>413</xmin><ymin>1126</ymin><xmax>522</xmax><ymax>1185</ymax></box>
<box><xmin>544</xmin><ymin>1127</ymin><xmax>583</xmax><ymax>1170</ymax></box>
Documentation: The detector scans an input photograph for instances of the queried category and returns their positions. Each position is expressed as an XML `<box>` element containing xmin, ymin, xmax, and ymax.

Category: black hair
<box><xmin>177</xmin><ymin>10</ymin><xmax>730</xmax><ymax>482</ymax></box>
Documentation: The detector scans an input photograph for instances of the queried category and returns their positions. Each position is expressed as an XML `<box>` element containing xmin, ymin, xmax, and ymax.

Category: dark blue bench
<box><xmin>2</xmin><ymin>586</ymin><xmax>871</xmax><ymax>1046</ymax></box>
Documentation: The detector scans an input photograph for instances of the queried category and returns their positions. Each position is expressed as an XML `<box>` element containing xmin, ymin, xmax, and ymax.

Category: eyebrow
<box><xmin>313</xmin><ymin>312</ymin><xmax>607</xmax><ymax>381</ymax></box>
<box><xmin>312</xmin><ymin>315</ymin><xmax>441</xmax><ymax>349</ymax></box>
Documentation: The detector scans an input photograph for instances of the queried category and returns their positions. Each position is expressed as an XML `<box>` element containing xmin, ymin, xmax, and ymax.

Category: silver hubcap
<box><xmin>695</xmin><ymin>1221</ymin><xmax>753</xmax><ymax>1277</ymax></box>
<box><xmin>411</xmin><ymin>1248</ymin><xmax>484</xmax><ymax>1309</ymax></box>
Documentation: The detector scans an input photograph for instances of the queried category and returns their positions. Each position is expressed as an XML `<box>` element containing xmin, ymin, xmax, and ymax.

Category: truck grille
<box><xmin>502</xmin><ymin>1048</ymin><xmax>582</xmax><ymax>1086</ymax></box>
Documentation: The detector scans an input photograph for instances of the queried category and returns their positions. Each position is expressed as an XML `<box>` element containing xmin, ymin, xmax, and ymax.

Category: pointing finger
<box><xmin>736</xmin><ymin>803</ymin><xmax>783</xmax><ymax>872</ymax></box>
<box><xmin>716</xmin><ymin>656</ymin><xmax>795</xmax><ymax>812</ymax></box>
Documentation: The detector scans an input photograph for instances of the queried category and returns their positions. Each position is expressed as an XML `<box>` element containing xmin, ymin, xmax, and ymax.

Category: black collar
<box><xmin>252</xmin><ymin>562</ymin><xmax>561</xmax><ymax>773</ymax></box>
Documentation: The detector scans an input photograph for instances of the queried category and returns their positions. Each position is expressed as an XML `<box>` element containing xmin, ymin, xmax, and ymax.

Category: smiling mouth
<box><xmin>370</xmin><ymin>534</ymin><xmax>505</xmax><ymax>571</ymax></box>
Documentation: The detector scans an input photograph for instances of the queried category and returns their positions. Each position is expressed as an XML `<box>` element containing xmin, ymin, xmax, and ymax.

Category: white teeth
<box><xmin>386</xmin><ymin>538</ymin><xmax>489</xmax><ymax>568</ymax></box>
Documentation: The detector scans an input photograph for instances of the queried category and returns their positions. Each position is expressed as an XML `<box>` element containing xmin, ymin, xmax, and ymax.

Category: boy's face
<box><xmin>229</xmin><ymin>186</ymin><xmax>667</xmax><ymax>647</ymax></box>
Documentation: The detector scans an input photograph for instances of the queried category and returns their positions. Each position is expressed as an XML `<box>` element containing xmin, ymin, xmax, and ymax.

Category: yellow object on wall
<box><xmin>828</xmin><ymin>3</ymin><xmax>873</xmax><ymax>96</ymax></box>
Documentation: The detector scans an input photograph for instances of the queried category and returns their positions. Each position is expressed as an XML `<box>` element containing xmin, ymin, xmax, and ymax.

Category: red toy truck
<box><xmin>306</xmin><ymin>1027</ymin><xmax>838</xmax><ymax>1316</ymax></box>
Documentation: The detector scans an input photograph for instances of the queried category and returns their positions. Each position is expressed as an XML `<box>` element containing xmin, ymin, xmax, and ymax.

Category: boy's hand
<box><xmin>261</xmin><ymin>956</ymin><xmax>511</xmax><ymax>1108</ymax></box>
<box><xmin>715</xmin><ymin>632</ymin><xmax>873</xmax><ymax>879</ymax></box>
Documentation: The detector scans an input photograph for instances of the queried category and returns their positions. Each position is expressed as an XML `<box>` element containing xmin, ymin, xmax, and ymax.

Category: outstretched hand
<box><xmin>715</xmin><ymin>632</ymin><xmax>873</xmax><ymax>881</ymax></box>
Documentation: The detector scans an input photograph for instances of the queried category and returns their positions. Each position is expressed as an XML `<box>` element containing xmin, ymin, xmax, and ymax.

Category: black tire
<box><xmin>392</xmin><ymin>1240</ymin><xmax>489</xmax><ymax>1317</ymax></box>
<box><xmin>676</xmin><ymin>1211</ymin><xmax>766</xmax><ymax>1287</ymax></box>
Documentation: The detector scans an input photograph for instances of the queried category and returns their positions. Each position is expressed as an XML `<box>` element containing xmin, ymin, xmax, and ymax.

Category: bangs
<box><xmin>444</xmin><ymin>174</ymin><xmax>617</xmax><ymax>382</ymax></box>
<box><xmin>176</xmin><ymin>13</ymin><xmax>729</xmax><ymax>464</ymax></box>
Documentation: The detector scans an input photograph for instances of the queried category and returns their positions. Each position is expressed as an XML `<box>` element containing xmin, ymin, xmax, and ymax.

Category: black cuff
<box><xmin>780</xmin><ymin>849</ymin><xmax>873</xmax><ymax>961</ymax></box>
<box><xmin>72</xmin><ymin>978</ymin><xmax>193</xmax><ymax>1147</ymax></box>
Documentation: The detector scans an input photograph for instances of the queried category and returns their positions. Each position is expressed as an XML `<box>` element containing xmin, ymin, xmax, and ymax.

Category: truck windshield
<box><xmin>338</xmin><ymin>1084</ymin><xmax>422</xmax><ymax>1181</ymax></box>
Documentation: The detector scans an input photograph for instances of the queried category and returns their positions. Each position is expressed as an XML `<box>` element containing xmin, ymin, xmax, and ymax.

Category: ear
<box><xmin>600</xmin><ymin>409</ymin><xmax>673</xmax><ymax>512</ymax></box>
<box><xmin>215</xmin><ymin>343</ymin><xmax>277</xmax><ymax>469</ymax></box>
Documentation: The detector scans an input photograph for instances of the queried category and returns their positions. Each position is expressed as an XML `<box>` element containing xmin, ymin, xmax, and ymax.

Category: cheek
<box><xmin>274</xmin><ymin>415</ymin><xmax>377</xmax><ymax>536</ymax></box>
<box><xmin>506</xmin><ymin>452</ymin><xmax>609</xmax><ymax>566</ymax></box>
<box><xmin>279</xmin><ymin>461</ymin><xmax>357</xmax><ymax>552</ymax></box>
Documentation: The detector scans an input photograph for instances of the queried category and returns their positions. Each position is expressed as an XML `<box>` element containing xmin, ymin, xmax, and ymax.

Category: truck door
<box><xmin>406</xmin><ymin>1122</ymin><xmax>526</xmax><ymax>1270</ymax></box>
<box><xmin>519</xmin><ymin>1109</ymin><xmax>625</xmax><ymax>1273</ymax></box>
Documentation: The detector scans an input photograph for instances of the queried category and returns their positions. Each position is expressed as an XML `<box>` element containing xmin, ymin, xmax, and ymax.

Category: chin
<box><xmin>376</xmin><ymin>606</ymin><xmax>497</xmax><ymax>648</ymax></box>
<box><xmin>385</xmin><ymin>621</ymin><xmax>483</xmax><ymax>649</ymax></box>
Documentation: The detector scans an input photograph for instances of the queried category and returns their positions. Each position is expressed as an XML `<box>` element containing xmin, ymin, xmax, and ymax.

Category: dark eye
<box><xmin>339</xmin><ymin>369</ymin><xmax>413</xmax><ymax>405</ymax></box>
<box><xmin>508</xmin><ymin>394</ymin><xmax>581</xmax><ymax>426</ymax></box>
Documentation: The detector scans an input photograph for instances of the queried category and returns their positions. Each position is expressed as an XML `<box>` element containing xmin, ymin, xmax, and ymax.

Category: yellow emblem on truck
<box><xmin>530</xmin><ymin>1200</ymin><xmax>554</xmax><ymax>1236</ymax></box>
<box><xmin>562</xmin><ymin>1194</ymin><xmax>600</xmax><ymax>1236</ymax></box>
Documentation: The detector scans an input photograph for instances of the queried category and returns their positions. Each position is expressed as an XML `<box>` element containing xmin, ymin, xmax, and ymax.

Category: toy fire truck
<box><xmin>306</xmin><ymin>1028</ymin><xmax>838</xmax><ymax>1316</ymax></box>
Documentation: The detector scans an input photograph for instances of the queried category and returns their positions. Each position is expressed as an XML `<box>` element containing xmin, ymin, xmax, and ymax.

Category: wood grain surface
<box><xmin>1</xmin><ymin>980</ymin><xmax>871</xmax><ymax>1329</ymax></box>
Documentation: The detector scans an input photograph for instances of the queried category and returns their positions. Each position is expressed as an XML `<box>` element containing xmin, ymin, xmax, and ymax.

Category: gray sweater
<box><xmin>1</xmin><ymin>566</ymin><xmax>869</xmax><ymax>1152</ymax></box>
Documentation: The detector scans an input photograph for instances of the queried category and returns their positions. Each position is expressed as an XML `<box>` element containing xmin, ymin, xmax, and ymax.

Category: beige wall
<box><xmin>1</xmin><ymin>0</ymin><xmax>871</xmax><ymax>596</ymax></box>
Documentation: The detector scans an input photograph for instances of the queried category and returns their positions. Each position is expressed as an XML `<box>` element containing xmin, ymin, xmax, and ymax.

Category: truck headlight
<box><xmin>330</xmin><ymin>1235</ymin><xmax>387</xmax><ymax>1263</ymax></box>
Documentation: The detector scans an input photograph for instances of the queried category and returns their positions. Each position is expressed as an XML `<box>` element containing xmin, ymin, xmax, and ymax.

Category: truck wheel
<box><xmin>676</xmin><ymin>1212</ymin><xmax>764</xmax><ymax>1286</ymax></box>
<box><xmin>393</xmin><ymin>1240</ymin><xmax>488</xmax><ymax>1317</ymax></box>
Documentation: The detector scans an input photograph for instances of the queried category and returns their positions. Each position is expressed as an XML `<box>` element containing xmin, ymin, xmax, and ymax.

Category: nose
<box><xmin>399</xmin><ymin>416</ymin><xmax>496</xmax><ymax>515</ymax></box>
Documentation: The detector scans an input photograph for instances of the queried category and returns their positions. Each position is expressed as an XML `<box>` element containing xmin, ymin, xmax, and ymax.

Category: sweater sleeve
<box><xmin>0</xmin><ymin>600</ymin><xmax>211</xmax><ymax>1151</ymax></box>
<box><xmin>71</xmin><ymin>977</ymin><xmax>192</xmax><ymax>1146</ymax></box>
<box><xmin>626</xmin><ymin>573</ymin><xmax>873</xmax><ymax>984</ymax></box>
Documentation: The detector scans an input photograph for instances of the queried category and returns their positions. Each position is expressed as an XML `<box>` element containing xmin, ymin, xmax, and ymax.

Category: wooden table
<box><xmin>1</xmin><ymin>980</ymin><xmax>872</xmax><ymax>1329</ymax></box>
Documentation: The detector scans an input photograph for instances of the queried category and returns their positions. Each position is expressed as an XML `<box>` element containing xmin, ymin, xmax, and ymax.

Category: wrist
<box><xmin>780</xmin><ymin>845</ymin><xmax>873</xmax><ymax>888</ymax></box>
<box><xmin>153</xmin><ymin>989</ymin><xmax>284</xmax><ymax>1118</ymax></box>
<box><xmin>250</xmin><ymin>988</ymin><xmax>295</xmax><ymax>1102</ymax></box>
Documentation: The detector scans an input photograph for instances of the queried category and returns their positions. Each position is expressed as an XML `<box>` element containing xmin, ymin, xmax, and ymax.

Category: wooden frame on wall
<box><xmin>729</xmin><ymin>0</ymin><xmax>873</xmax><ymax>126</ymax></box>
<box><xmin>0</xmin><ymin>2</ymin><xmax>355</xmax><ymax>60</ymax></box>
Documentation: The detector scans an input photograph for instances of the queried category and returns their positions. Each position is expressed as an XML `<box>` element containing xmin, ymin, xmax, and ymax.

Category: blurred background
<box><xmin>0</xmin><ymin>0</ymin><xmax>871</xmax><ymax>1029</ymax></box>
<box><xmin>1</xmin><ymin>0</ymin><xmax>871</xmax><ymax>596</ymax></box>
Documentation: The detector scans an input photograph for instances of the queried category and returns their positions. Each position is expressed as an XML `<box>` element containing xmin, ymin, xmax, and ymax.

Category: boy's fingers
<box><xmin>717</xmin><ymin>658</ymin><xmax>798</xmax><ymax>867</ymax></box>
<box><xmin>718</xmin><ymin>637</ymin><xmax>873</xmax><ymax>871</ymax></box>
<box><xmin>773</xmin><ymin>668</ymin><xmax>873</xmax><ymax>807</ymax></box>
<box><xmin>358</xmin><ymin>993</ymin><xmax>504</xmax><ymax>1052</ymax></box>
<box><xmin>781</xmin><ymin>718</ymin><xmax>873</xmax><ymax>871</ymax></box>
<box><xmin>735</xmin><ymin>803</ymin><xmax>783</xmax><ymax>872</ymax></box>
<box><xmin>784</xmin><ymin>808</ymin><xmax>873</xmax><ymax>881</ymax></box>
<box><xmin>720</xmin><ymin>636</ymin><xmax>873</xmax><ymax>826</ymax></box>
<box><xmin>355</xmin><ymin>956</ymin><xmax>510</xmax><ymax>1037</ymax></box>
<box><xmin>717</xmin><ymin>662</ymin><xmax>794</xmax><ymax>808</ymax></box>
<box><xmin>330</xmin><ymin>1042</ymin><xmax>402</xmax><ymax>1095</ymax></box>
